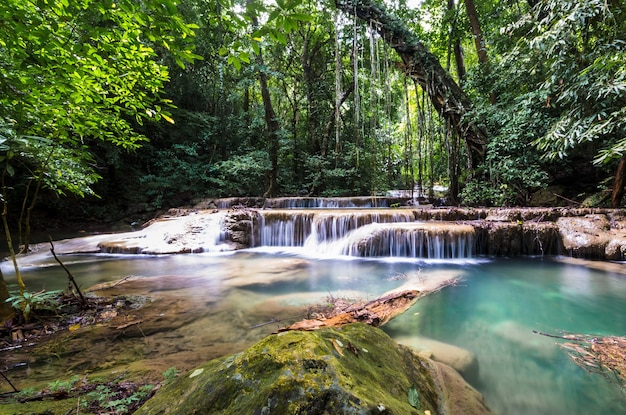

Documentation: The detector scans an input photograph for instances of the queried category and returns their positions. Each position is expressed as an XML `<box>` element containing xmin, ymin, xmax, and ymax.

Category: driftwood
<box><xmin>334</xmin><ymin>0</ymin><xmax>487</xmax><ymax>169</ymax></box>
<box><xmin>278</xmin><ymin>289</ymin><xmax>420</xmax><ymax>332</ymax></box>
<box><xmin>535</xmin><ymin>330</ymin><xmax>626</xmax><ymax>389</ymax></box>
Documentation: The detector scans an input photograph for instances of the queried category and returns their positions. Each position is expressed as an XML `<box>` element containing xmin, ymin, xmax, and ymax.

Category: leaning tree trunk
<box><xmin>334</xmin><ymin>0</ymin><xmax>487</xmax><ymax>169</ymax></box>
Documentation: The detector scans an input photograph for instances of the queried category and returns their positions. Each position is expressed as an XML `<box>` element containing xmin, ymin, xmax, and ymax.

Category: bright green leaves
<box><xmin>0</xmin><ymin>0</ymin><xmax>200</xmax><ymax>202</ymax></box>
<box><xmin>216</xmin><ymin>0</ymin><xmax>313</xmax><ymax>71</ymax></box>
<box><xmin>0</xmin><ymin>121</ymin><xmax>100</xmax><ymax>198</ymax></box>
<box><xmin>0</xmin><ymin>0</ymin><xmax>198</xmax><ymax>148</ymax></box>
<box><xmin>251</xmin><ymin>0</ymin><xmax>314</xmax><ymax>43</ymax></box>
<box><xmin>525</xmin><ymin>0</ymin><xmax>626</xmax><ymax>164</ymax></box>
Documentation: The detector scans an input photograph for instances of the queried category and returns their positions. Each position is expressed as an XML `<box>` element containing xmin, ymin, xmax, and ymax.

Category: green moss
<box><xmin>0</xmin><ymin>400</ymin><xmax>78</xmax><ymax>415</ymax></box>
<box><xmin>136</xmin><ymin>323</ymin><xmax>440</xmax><ymax>415</ymax></box>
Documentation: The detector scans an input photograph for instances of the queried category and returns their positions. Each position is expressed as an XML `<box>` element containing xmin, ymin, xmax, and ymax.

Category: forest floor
<box><xmin>0</xmin><ymin>292</ymin><xmax>159</xmax><ymax>414</ymax></box>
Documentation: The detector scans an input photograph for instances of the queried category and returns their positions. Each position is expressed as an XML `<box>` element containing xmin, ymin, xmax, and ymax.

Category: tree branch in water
<box><xmin>535</xmin><ymin>330</ymin><xmax>626</xmax><ymax>389</ymax></box>
<box><xmin>49</xmin><ymin>238</ymin><xmax>86</xmax><ymax>306</ymax></box>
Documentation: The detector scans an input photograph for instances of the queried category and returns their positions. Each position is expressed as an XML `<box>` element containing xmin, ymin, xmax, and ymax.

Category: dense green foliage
<box><xmin>459</xmin><ymin>0</ymin><xmax>625</xmax><ymax>205</ymax></box>
<box><xmin>1</xmin><ymin>0</ymin><xmax>625</xmax><ymax>223</ymax></box>
<box><xmin>0</xmin><ymin>0</ymin><xmax>199</xmax><ymax>308</ymax></box>
<box><xmin>0</xmin><ymin>0</ymin><xmax>199</xmax><ymax>219</ymax></box>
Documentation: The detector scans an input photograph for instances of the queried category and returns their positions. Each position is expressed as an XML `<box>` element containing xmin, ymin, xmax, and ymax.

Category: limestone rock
<box><xmin>136</xmin><ymin>323</ymin><xmax>491</xmax><ymax>415</ymax></box>
<box><xmin>394</xmin><ymin>336</ymin><xmax>479</xmax><ymax>381</ymax></box>
<box><xmin>557</xmin><ymin>214</ymin><xmax>626</xmax><ymax>259</ymax></box>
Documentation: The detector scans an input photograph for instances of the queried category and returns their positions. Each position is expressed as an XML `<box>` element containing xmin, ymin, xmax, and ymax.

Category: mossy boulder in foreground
<box><xmin>136</xmin><ymin>323</ymin><xmax>490</xmax><ymax>414</ymax></box>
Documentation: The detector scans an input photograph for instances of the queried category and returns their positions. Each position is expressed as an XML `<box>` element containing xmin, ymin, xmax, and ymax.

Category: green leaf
<box><xmin>408</xmin><ymin>386</ymin><xmax>420</xmax><ymax>409</ymax></box>
<box><xmin>290</xmin><ymin>13</ymin><xmax>314</xmax><ymax>22</ymax></box>
<box><xmin>238</xmin><ymin>51</ymin><xmax>250</xmax><ymax>64</ymax></box>
<box><xmin>228</xmin><ymin>55</ymin><xmax>241</xmax><ymax>70</ymax></box>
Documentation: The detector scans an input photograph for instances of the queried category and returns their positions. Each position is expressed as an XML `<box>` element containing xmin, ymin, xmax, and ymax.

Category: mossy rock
<box><xmin>136</xmin><ymin>323</ymin><xmax>490</xmax><ymax>415</ymax></box>
<box><xmin>0</xmin><ymin>400</ymin><xmax>78</xmax><ymax>415</ymax></box>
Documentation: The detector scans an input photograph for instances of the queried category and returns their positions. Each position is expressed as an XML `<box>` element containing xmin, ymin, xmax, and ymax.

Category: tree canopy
<box><xmin>1</xmin><ymin>0</ymin><xmax>625</xmax><ymax>221</ymax></box>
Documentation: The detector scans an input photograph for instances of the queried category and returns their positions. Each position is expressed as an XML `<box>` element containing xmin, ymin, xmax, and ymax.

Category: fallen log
<box><xmin>278</xmin><ymin>289</ymin><xmax>420</xmax><ymax>332</ymax></box>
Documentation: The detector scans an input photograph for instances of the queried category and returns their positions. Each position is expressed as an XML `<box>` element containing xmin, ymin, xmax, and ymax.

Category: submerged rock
<box><xmin>394</xmin><ymin>336</ymin><xmax>479</xmax><ymax>381</ymax></box>
<box><xmin>136</xmin><ymin>323</ymin><xmax>491</xmax><ymax>415</ymax></box>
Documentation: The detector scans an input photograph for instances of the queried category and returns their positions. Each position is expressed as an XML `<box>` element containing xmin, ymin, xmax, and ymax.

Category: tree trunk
<box><xmin>447</xmin><ymin>0</ymin><xmax>466</xmax><ymax>81</ymax></box>
<box><xmin>465</xmin><ymin>0</ymin><xmax>488</xmax><ymax>65</ymax></box>
<box><xmin>248</xmin><ymin>1</ymin><xmax>280</xmax><ymax>197</ymax></box>
<box><xmin>0</xmin><ymin>272</ymin><xmax>12</xmax><ymax>319</ymax></box>
<box><xmin>257</xmin><ymin>52</ymin><xmax>280</xmax><ymax>198</ymax></box>
<box><xmin>334</xmin><ymin>0</ymin><xmax>486</xmax><ymax>170</ymax></box>
<box><xmin>464</xmin><ymin>0</ymin><xmax>496</xmax><ymax>104</ymax></box>
<box><xmin>301</xmin><ymin>25</ymin><xmax>321</xmax><ymax>154</ymax></box>
<box><xmin>453</xmin><ymin>39</ymin><xmax>466</xmax><ymax>81</ymax></box>
<box><xmin>279</xmin><ymin>289</ymin><xmax>421</xmax><ymax>331</ymax></box>
<box><xmin>611</xmin><ymin>154</ymin><xmax>626</xmax><ymax>207</ymax></box>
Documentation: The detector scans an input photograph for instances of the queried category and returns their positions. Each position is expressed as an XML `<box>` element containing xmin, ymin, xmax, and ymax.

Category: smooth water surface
<box><xmin>3</xmin><ymin>251</ymin><xmax>625</xmax><ymax>415</ymax></box>
<box><xmin>386</xmin><ymin>258</ymin><xmax>626</xmax><ymax>415</ymax></box>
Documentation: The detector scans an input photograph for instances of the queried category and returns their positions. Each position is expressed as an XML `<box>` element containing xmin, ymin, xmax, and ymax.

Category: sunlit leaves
<box><xmin>526</xmin><ymin>0</ymin><xmax>626</xmax><ymax>164</ymax></box>
<box><xmin>215</xmin><ymin>0</ymin><xmax>314</xmax><ymax>70</ymax></box>
<box><xmin>0</xmin><ymin>0</ymin><xmax>198</xmax><ymax>147</ymax></box>
<box><xmin>0</xmin><ymin>0</ymin><xmax>201</xmax><ymax>205</ymax></box>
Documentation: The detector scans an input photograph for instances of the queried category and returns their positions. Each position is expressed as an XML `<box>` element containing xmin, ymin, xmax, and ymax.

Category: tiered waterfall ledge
<box><xmin>34</xmin><ymin>203</ymin><xmax>626</xmax><ymax>260</ymax></box>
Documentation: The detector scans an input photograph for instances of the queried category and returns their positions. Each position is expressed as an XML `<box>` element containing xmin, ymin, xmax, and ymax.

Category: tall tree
<box><xmin>447</xmin><ymin>0</ymin><xmax>466</xmax><ymax>81</ymax></box>
<box><xmin>334</xmin><ymin>0</ymin><xmax>487</xmax><ymax>170</ymax></box>
<box><xmin>247</xmin><ymin>1</ymin><xmax>282</xmax><ymax>197</ymax></box>
<box><xmin>464</xmin><ymin>0</ymin><xmax>496</xmax><ymax>103</ymax></box>
<box><xmin>528</xmin><ymin>0</ymin><xmax>626</xmax><ymax>206</ymax></box>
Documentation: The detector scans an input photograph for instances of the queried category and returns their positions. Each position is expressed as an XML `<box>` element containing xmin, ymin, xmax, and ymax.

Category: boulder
<box><xmin>557</xmin><ymin>214</ymin><xmax>626</xmax><ymax>259</ymax></box>
<box><xmin>394</xmin><ymin>336</ymin><xmax>479</xmax><ymax>381</ymax></box>
<box><xmin>136</xmin><ymin>323</ymin><xmax>491</xmax><ymax>415</ymax></box>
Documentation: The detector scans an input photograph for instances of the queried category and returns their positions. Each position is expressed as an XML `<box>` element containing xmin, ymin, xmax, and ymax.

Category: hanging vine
<box><xmin>334</xmin><ymin>0</ymin><xmax>487</xmax><ymax>170</ymax></box>
<box><xmin>352</xmin><ymin>3</ymin><xmax>360</xmax><ymax>168</ymax></box>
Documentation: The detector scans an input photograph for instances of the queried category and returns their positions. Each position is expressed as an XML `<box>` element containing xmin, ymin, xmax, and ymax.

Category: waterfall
<box><xmin>256</xmin><ymin>209</ymin><xmax>414</xmax><ymax>247</ymax></box>
<box><xmin>257</xmin><ymin>211</ymin><xmax>315</xmax><ymax>246</ymax></box>
<box><xmin>338</xmin><ymin>223</ymin><xmax>475</xmax><ymax>258</ymax></box>
<box><xmin>263</xmin><ymin>196</ymin><xmax>409</xmax><ymax>208</ymax></box>
<box><xmin>209</xmin><ymin>196</ymin><xmax>413</xmax><ymax>209</ymax></box>
<box><xmin>306</xmin><ymin>222</ymin><xmax>474</xmax><ymax>259</ymax></box>
<box><xmin>255</xmin><ymin>209</ymin><xmax>475</xmax><ymax>259</ymax></box>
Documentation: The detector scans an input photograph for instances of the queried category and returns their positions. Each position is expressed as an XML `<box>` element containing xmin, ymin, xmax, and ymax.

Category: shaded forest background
<box><xmin>1</xmin><ymin>0</ymin><xmax>625</xmax><ymax>231</ymax></box>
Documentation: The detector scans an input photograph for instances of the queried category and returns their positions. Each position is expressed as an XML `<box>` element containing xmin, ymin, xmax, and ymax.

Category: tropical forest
<box><xmin>0</xmin><ymin>0</ymin><xmax>625</xmax><ymax>414</ymax></box>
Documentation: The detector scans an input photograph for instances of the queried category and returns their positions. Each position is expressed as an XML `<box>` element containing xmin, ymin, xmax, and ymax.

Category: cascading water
<box><xmin>335</xmin><ymin>223</ymin><xmax>474</xmax><ymax>258</ymax></box>
<box><xmin>256</xmin><ymin>211</ymin><xmax>315</xmax><ymax>246</ymax></box>
<box><xmin>255</xmin><ymin>209</ymin><xmax>475</xmax><ymax>259</ymax></box>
